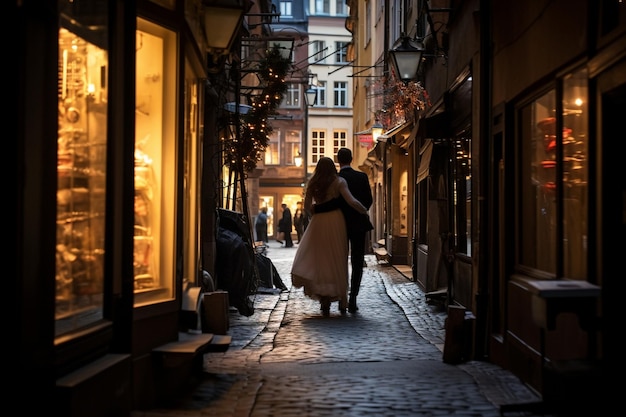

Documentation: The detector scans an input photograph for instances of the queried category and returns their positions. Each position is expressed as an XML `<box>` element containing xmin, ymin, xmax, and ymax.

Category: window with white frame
<box><xmin>315</xmin><ymin>81</ymin><xmax>326</xmax><ymax>107</ymax></box>
<box><xmin>335</xmin><ymin>41</ymin><xmax>349</xmax><ymax>64</ymax></box>
<box><xmin>265</xmin><ymin>129</ymin><xmax>280</xmax><ymax>165</ymax></box>
<box><xmin>332</xmin><ymin>131</ymin><xmax>348</xmax><ymax>158</ymax></box>
<box><xmin>283</xmin><ymin>83</ymin><xmax>300</xmax><ymax>108</ymax></box>
<box><xmin>311</xmin><ymin>130</ymin><xmax>326</xmax><ymax>163</ymax></box>
<box><xmin>314</xmin><ymin>0</ymin><xmax>330</xmax><ymax>14</ymax></box>
<box><xmin>311</xmin><ymin>40</ymin><xmax>326</xmax><ymax>64</ymax></box>
<box><xmin>280</xmin><ymin>1</ymin><xmax>292</xmax><ymax>17</ymax></box>
<box><xmin>334</xmin><ymin>81</ymin><xmax>348</xmax><ymax>107</ymax></box>
<box><xmin>285</xmin><ymin>129</ymin><xmax>301</xmax><ymax>165</ymax></box>
<box><xmin>335</xmin><ymin>0</ymin><xmax>348</xmax><ymax>15</ymax></box>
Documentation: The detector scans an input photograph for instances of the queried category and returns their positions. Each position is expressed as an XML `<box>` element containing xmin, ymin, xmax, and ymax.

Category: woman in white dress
<box><xmin>291</xmin><ymin>157</ymin><xmax>370</xmax><ymax>316</ymax></box>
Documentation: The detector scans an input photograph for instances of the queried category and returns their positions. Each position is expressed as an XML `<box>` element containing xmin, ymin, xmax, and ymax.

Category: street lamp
<box><xmin>294</xmin><ymin>152</ymin><xmax>303</xmax><ymax>167</ymax></box>
<box><xmin>389</xmin><ymin>35</ymin><xmax>425</xmax><ymax>82</ymax></box>
<box><xmin>305</xmin><ymin>86</ymin><xmax>317</xmax><ymax>107</ymax></box>
<box><xmin>372</xmin><ymin>119</ymin><xmax>384</xmax><ymax>143</ymax></box>
<box><xmin>203</xmin><ymin>0</ymin><xmax>250</xmax><ymax>56</ymax></box>
<box><xmin>302</xmin><ymin>86</ymin><xmax>317</xmax><ymax>186</ymax></box>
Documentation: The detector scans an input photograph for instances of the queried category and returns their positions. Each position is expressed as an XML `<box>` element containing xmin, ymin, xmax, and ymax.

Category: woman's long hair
<box><xmin>306</xmin><ymin>157</ymin><xmax>337</xmax><ymax>202</ymax></box>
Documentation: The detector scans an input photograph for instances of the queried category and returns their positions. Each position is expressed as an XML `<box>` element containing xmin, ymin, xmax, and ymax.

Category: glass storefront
<box><xmin>134</xmin><ymin>18</ymin><xmax>178</xmax><ymax>305</ymax></box>
<box><xmin>56</xmin><ymin>6</ymin><xmax>108</xmax><ymax>337</ymax></box>
<box><xmin>518</xmin><ymin>68</ymin><xmax>588</xmax><ymax>278</ymax></box>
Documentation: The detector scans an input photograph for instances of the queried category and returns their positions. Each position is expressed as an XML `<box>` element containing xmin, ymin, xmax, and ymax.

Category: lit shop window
<box><xmin>518</xmin><ymin>68</ymin><xmax>588</xmax><ymax>278</ymax></box>
<box><xmin>134</xmin><ymin>19</ymin><xmax>178</xmax><ymax>305</ymax></box>
<box><xmin>56</xmin><ymin>17</ymin><xmax>108</xmax><ymax>336</ymax></box>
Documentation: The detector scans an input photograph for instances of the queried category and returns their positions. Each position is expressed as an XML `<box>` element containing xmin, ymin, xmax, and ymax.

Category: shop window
<box><xmin>134</xmin><ymin>19</ymin><xmax>178</xmax><ymax>304</ymax></box>
<box><xmin>517</xmin><ymin>68</ymin><xmax>588</xmax><ymax>278</ymax></box>
<box><xmin>259</xmin><ymin>196</ymin><xmax>275</xmax><ymax>236</ymax></box>
<box><xmin>56</xmin><ymin>6</ymin><xmax>109</xmax><ymax>337</ymax></box>
<box><xmin>182</xmin><ymin>59</ymin><xmax>201</xmax><ymax>286</ymax></box>
<box><xmin>452</xmin><ymin>133</ymin><xmax>471</xmax><ymax>255</ymax></box>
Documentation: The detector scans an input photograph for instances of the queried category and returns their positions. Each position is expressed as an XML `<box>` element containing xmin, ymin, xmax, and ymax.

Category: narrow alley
<box><xmin>133</xmin><ymin>242</ymin><xmax>550</xmax><ymax>417</ymax></box>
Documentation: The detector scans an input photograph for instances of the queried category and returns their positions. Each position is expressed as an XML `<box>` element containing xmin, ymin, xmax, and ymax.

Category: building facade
<box><xmin>347</xmin><ymin>0</ymin><xmax>622</xmax><ymax>409</ymax></box>
<box><xmin>13</xmin><ymin>0</ymin><xmax>257</xmax><ymax>414</ymax></box>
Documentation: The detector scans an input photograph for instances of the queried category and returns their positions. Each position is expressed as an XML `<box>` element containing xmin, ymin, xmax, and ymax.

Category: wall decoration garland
<box><xmin>224</xmin><ymin>46</ymin><xmax>291</xmax><ymax>172</ymax></box>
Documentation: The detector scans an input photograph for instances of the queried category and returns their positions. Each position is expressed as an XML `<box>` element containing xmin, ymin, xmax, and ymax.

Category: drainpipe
<box><xmin>474</xmin><ymin>0</ymin><xmax>493</xmax><ymax>360</ymax></box>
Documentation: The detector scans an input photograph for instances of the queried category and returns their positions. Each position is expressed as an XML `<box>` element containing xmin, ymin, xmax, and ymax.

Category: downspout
<box><xmin>474</xmin><ymin>0</ymin><xmax>493</xmax><ymax>360</ymax></box>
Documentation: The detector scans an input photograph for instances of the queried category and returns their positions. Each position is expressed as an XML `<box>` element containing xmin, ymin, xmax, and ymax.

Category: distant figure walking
<box><xmin>293</xmin><ymin>208</ymin><xmax>306</xmax><ymax>243</ymax></box>
<box><xmin>279</xmin><ymin>203</ymin><xmax>294</xmax><ymax>247</ymax></box>
<box><xmin>255</xmin><ymin>207</ymin><xmax>268</xmax><ymax>243</ymax></box>
<box><xmin>291</xmin><ymin>157</ymin><xmax>370</xmax><ymax>316</ymax></box>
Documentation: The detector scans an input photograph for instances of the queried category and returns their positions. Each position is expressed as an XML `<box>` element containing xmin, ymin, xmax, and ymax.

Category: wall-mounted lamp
<box><xmin>294</xmin><ymin>152</ymin><xmax>303</xmax><ymax>167</ymax></box>
<box><xmin>304</xmin><ymin>87</ymin><xmax>317</xmax><ymax>107</ymax></box>
<box><xmin>372</xmin><ymin>120</ymin><xmax>384</xmax><ymax>143</ymax></box>
<box><xmin>203</xmin><ymin>0</ymin><xmax>250</xmax><ymax>56</ymax></box>
<box><xmin>389</xmin><ymin>36</ymin><xmax>425</xmax><ymax>82</ymax></box>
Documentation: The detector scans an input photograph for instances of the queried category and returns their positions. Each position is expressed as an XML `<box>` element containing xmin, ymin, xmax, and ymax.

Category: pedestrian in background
<box><xmin>291</xmin><ymin>157</ymin><xmax>369</xmax><ymax>316</ymax></box>
<box><xmin>337</xmin><ymin>147</ymin><xmax>373</xmax><ymax>313</ymax></box>
<box><xmin>255</xmin><ymin>207</ymin><xmax>268</xmax><ymax>243</ymax></box>
<box><xmin>293</xmin><ymin>207</ymin><xmax>305</xmax><ymax>244</ymax></box>
<box><xmin>279</xmin><ymin>203</ymin><xmax>294</xmax><ymax>247</ymax></box>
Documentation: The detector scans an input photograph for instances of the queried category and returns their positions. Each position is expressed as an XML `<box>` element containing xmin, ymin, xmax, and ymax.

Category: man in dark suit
<box><xmin>280</xmin><ymin>203</ymin><xmax>294</xmax><ymax>247</ymax></box>
<box><xmin>337</xmin><ymin>148</ymin><xmax>373</xmax><ymax>313</ymax></box>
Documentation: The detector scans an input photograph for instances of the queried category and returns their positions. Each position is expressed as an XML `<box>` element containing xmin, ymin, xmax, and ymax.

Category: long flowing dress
<box><xmin>291</xmin><ymin>180</ymin><xmax>349</xmax><ymax>309</ymax></box>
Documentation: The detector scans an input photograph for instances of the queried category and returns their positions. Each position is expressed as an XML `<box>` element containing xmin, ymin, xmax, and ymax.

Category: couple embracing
<box><xmin>291</xmin><ymin>148</ymin><xmax>374</xmax><ymax>316</ymax></box>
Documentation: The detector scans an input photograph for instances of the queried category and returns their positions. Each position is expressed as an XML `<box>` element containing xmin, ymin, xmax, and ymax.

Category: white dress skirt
<box><xmin>290</xmin><ymin>203</ymin><xmax>349</xmax><ymax>308</ymax></box>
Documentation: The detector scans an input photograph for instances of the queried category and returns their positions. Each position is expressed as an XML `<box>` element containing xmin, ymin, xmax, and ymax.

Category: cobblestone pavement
<box><xmin>133</xmin><ymin>242</ymin><xmax>550</xmax><ymax>417</ymax></box>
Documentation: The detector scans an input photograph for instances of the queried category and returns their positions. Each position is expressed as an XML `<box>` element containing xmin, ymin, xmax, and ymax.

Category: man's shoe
<box><xmin>320</xmin><ymin>297</ymin><xmax>331</xmax><ymax>317</ymax></box>
<box><xmin>348</xmin><ymin>299</ymin><xmax>358</xmax><ymax>313</ymax></box>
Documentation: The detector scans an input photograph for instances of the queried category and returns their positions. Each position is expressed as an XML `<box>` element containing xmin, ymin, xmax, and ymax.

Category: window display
<box><xmin>133</xmin><ymin>19</ymin><xmax>177</xmax><ymax>305</ymax></box>
<box><xmin>56</xmin><ymin>26</ymin><xmax>108</xmax><ymax>336</ymax></box>
<box><xmin>519</xmin><ymin>68</ymin><xmax>588</xmax><ymax>278</ymax></box>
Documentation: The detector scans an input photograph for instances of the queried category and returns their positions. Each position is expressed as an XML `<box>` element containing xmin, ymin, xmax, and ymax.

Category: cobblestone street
<box><xmin>133</xmin><ymin>242</ymin><xmax>547</xmax><ymax>417</ymax></box>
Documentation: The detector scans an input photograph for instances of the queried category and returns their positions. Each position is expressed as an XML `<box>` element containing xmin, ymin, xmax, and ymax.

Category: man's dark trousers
<box><xmin>347</xmin><ymin>227</ymin><xmax>366</xmax><ymax>299</ymax></box>
<box><xmin>338</xmin><ymin>166</ymin><xmax>373</xmax><ymax>311</ymax></box>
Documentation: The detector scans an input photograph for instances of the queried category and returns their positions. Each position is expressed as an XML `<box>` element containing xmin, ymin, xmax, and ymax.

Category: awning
<box><xmin>378</xmin><ymin>121</ymin><xmax>411</xmax><ymax>142</ymax></box>
<box><xmin>416</xmin><ymin>139</ymin><xmax>433</xmax><ymax>184</ymax></box>
<box><xmin>416</xmin><ymin>111</ymin><xmax>450</xmax><ymax>140</ymax></box>
<box><xmin>402</xmin><ymin>123</ymin><xmax>420</xmax><ymax>150</ymax></box>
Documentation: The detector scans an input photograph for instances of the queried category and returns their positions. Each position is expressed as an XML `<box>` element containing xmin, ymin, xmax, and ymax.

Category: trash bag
<box><xmin>215</xmin><ymin>226</ymin><xmax>255</xmax><ymax>316</ymax></box>
<box><xmin>255</xmin><ymin>253</ymin><xmax>287</xmax><ymax>292</ymax></box>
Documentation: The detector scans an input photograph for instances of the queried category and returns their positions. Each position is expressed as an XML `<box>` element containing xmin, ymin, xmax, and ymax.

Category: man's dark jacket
<box><xmin>339</xmin><ymin>167</ymin><xmax>373</xmax><ymax>232</ymax></box>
